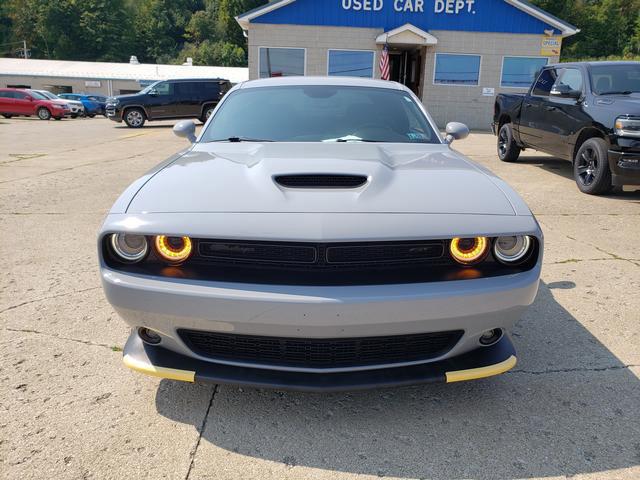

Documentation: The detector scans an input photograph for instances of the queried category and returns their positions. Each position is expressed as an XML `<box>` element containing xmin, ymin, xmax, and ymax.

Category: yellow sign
<box><xmin>541</xmin><ymin>36</ymin><xmax>562</xmax><ymax>56</ymax></box>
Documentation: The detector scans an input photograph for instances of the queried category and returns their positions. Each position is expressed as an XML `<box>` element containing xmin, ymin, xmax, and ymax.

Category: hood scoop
<box><xmin>274</xmin><ymin>174</ymin><xmax>368</xmax><ymax>189</ymax></box>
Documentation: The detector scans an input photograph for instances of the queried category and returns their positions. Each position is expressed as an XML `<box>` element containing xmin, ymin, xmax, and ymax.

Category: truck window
<box><xmin>556</xmin><ymin>68</ymin><xmax>583</xmax><ymax>92</ymax></box>
<box><xmin>532</xmin><ymin>69</ymin><xmax>558</xmax><ymax>97</ymax></box>
<box><xmin>154</xmin><ymin>82</ymin><xmax>174</xmax><ymax>96</ymax></box>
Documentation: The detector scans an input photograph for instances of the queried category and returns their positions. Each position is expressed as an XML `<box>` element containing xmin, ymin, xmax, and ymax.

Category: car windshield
<box><xmin>139</xmin><ymin>82</ymin><xmax>160</xmax><ymax>94</ymax></box>
<box><xmin>590</xmin><ymin>64</ymin><xmax>640</xmax><ymax>94</ymax></box>
<box><xmin>28</xmin><ymin>90</ymin><xmax>48</xmax><ymax>100</ymax></box>
<box><xmin>201</xmin><ymin>85</ymin><xmax>439</xmax><ymax>144</ymax></box>
<box><xmin>38</xmin><ymin>91</ymin><xmax>57</xmax><ymax>100</ymax></box>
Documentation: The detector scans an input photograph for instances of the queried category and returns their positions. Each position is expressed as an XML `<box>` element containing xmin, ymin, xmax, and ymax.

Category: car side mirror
<box><xmin>149</xmin><ymin>89</ymin><xmax>158</xmax><ymax>97</ymax></box>
<box><xmin>444</xmin><ymin>122</ymin><xmax>470</xmax><ymax>144</ymax></box>
<box><xmin>551</xmin><ymin>84</ymin><xmax>581</xmax><ymax>99</ymax></box>
<box><xmin>173</xmin><ymin>120</ymin><xmax>196</xmax><ymax>143</ymax></box>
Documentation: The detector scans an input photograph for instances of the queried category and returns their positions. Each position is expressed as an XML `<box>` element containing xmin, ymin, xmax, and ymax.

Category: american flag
<box><xmin>379</xmin><ymin>44</ymin><xmax>390</xmax><ymax>81</ymax></box>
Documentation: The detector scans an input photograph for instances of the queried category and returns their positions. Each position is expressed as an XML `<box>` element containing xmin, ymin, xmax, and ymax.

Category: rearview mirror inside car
<box><xmin>173</xmin><ymin>120</ymin><xmax>197</xmax><ymax>143</ymax></box>
<box><xmin>445</xmin><ymin>122</ymin><xmax>470</xmax><ymax>144</ymax></box>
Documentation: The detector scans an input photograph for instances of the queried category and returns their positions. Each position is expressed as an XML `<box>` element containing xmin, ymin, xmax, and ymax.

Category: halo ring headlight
<box><xmin>155</xmin><ymin>235</ymin><xmax>193</xmax><ymax>263</ymax></box>
<box><xmin>493</xmin><ymin>236</ymin><xmax>532</xmax><ymax>264</ymax></box>
<box><xmin>450</xmin><ymin>237</ymin><xmax>489</xmax><ymax>265</ymax></box>
<box><xmin>110</xmin><ymin>233</ymin><xmax>148</xmax><ymax>263</ymax></box>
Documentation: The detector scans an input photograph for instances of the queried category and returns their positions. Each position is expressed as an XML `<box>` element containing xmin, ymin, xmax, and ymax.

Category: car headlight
<box><xmin>615</xmin><ymin>117</ymin><xmax>640</xmax><ymax>138</ymax></box>
<box><xmin>110</xmin><ymin>233</ymin><xmax>148</xmax><ymax>263</ymax></box>
<box><xmin>450</xmin><ymin>237</ymin><xmax>489</xmax><ymax>265</ymax></box>
<box><xmin>155</xmin><ymin>235</ymin><xmax>193</xmax><ymax>263</ymax></box>
<box><xmin>493</xmin><ymin>236</ymin><xmax>533</xmax><ymax>265</ymax></box>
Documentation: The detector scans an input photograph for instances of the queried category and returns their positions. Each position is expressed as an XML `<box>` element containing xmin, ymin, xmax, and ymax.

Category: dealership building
<box><xmin>236</xmin><ymin>0</ymin><xmax>578</xmax><ymax>129</ymax></box>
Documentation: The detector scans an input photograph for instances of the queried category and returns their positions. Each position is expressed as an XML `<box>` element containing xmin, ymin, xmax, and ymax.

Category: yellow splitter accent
<box><xmin>123</xmin><ymin>354</ymin><xmax>195</xmax><ymax>383</ymax></box>
<box><xmin>445</xmin><ymin>355</ymin><xmax>517</xmax><ymax>383</ymax></box>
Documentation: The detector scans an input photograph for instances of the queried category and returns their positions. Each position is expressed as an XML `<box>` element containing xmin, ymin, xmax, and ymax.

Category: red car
<box><xmin>0</xmin><ymin>88</ymin><xmax>70</xmax><ymax>120</ymax></box>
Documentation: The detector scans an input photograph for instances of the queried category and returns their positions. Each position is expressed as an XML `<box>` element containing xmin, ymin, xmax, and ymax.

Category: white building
<box><xmin>0</xmin><ymin>57</ymin><xmax>248</xmax><ymax>96</ymax></box>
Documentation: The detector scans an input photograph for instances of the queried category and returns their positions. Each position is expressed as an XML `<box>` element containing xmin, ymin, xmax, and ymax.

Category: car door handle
<box><xmin>545</xmin><ymin>106</ymin><xmax>558</xmax><ymax>111</ymax></box>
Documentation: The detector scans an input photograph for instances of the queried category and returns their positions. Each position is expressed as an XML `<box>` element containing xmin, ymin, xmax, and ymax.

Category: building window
<box><xmin>434</xmin><ymin>54</ymin><xmax>481</xmax><ymax>86</ymax></box>
<box><xmin>328</xmin><ymin>50</ymin><xmax>375</xmax><ymax>78</ymax></box>
<box><xmin>259</xmin><ymin>47</ymin><xmax>305</xmax><ymax>78</ymax></box>
<box><xmin>501</xmin><ymin>57</ymin><xmax>548</xmax><ymax>88</ymax></box>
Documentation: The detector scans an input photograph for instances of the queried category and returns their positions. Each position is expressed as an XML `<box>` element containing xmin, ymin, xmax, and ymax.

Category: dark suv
<box><xmin>106</xmin><ymin>78</ymin><xmax>231</xmax><ymax>128</ymax></box>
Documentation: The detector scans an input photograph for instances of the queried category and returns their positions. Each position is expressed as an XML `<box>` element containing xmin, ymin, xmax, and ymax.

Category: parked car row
<box><xmin>0</xmin><ymin>88</ymin><xmax>108</xmax><ymax>120</ymax></box>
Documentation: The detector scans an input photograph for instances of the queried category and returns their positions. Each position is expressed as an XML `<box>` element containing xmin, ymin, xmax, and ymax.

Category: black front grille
<box><xmin>197</xmin><ymin>239</ymin><xmax>445</xmax><ymax>266</ymax></box>
<box><xmin>274</xmin><ymin>174</ymin><xmax>368</xmax><ymax>188</ymax></box>
<box><xmin>199</xmin><ymin>241</ymin><xmax>317</xmax><ymax>264</ymax></box>
<box><xmin>179</xmin><ymin>329</ymin><xmax>464</xmax><ymax>369</ymax></box>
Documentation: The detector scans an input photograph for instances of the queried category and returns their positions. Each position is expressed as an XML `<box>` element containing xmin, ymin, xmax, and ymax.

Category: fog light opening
<box><xmin>479</xmin><ymin>328</ymin><xmax>503</xmax><ymax>346</ymax></box>
<box><xmin>138</xmin><ymin>327</ymin><xmax>162</xmax><ymax>345</ymax></box>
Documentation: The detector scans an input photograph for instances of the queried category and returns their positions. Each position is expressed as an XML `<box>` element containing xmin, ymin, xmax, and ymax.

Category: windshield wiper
<box><xmin>599</xmin><ymin>90</ymin><xmax>634</xmax><ymax>95</ymax></box>
<box><xmin>209</xmin><ymin>137</ymin><xmax>274</xmax><ymax>143</ymax></box>
<box><xmin>334</xmin><ymin>137</ymin><xmax>384</xmax><ymax>143</ymax></box>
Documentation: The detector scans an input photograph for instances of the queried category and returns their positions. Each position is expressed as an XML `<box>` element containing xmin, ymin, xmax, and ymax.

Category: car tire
<box><xmin>71</xmin><ymin>114</ymin><xmax>78</xmax><ymax>119</ymax></box>
<box><xmin>497</xmin><ymin>123</ymin><xmax>521</xmax><ymax>162</ymax></box>
<box><xmin>54</xmin><ymin>117</ymin><xmax>62</xmax><ymax>121</ymax></box>
<box><xmin>88</xmin><ymin>114</ymin><xmax>96</xmax><ymax>118</ymax></box>
<box><xmin>574</xmin><ymin>137</ymin><xmax>613</xmax><ymax>195</ymax></box>
<box><xmin>37</xmin><ymin>107</ymin><xmax>52</xmax><ymax>121</ymax></box>
<box><xmin>200</xmin><ymin>104</ymin><xmax>216</xmax><ymax>124</ymax></box>
<box><xmin>2</xmin><ymin>114</ymin><xmax>12</xmax><ymax>119</ymax></box>
<box><xmin>124</xmin><ymin>108</ymin><xmax>146</xmax><ymax>128</ymax></box>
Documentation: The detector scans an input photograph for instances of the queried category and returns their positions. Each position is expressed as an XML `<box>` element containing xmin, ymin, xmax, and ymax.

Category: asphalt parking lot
<box><xmin>1</xmin><ymin>115</ymin><xmax>639</xmax><ymax>480</ymax></box>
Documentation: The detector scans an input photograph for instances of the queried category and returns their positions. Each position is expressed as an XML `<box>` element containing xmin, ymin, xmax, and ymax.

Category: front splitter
<box><xmin>123</xmin><ymin>332</ymin><xmax>516</xmax><ymax>392</ymax></box>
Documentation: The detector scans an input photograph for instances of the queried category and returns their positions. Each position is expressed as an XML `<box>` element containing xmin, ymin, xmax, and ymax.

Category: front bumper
<box><xmin>123</xmin><ymin>330</ymin><xmax>517</xmax><ymax>391</ymax></box>
<box><xmin>102</xmin><ymin>260</ymin><xmax>540</xmax><ymax>387</ymax></box>
<box><xmin>105</xmin><ymin>105</ymin><xmax>122</xmax><ymax>122</ymax></box>
<box><xmin>609</xmin><ymin>149</ymin><xmax>640</xmax><ymax>186</ymax></box>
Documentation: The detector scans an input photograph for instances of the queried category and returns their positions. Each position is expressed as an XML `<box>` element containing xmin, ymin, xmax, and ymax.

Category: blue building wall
<box><xmin>252</xmin><ymin>0</ymin><xmax>559</xmax><ymax>35</ymax></box>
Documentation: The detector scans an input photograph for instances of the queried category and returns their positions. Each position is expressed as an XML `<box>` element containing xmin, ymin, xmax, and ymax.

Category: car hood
<box><xmin>113</xmin><ymin>93</ymin><xmax>142</xmax><ymax>103</ymax></box>
<box><xmin>126</xmin><ymin>143</ymin><xmax>518</xmax><ymax>215</ymax></box>
<box><xmin>594</xmin><ymin>92</ymin><xmax>640</xmax><ymax>112</ymax></box>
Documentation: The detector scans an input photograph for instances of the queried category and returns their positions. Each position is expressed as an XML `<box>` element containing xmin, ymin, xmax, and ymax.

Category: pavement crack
<box><xmin>3</xmin><ymin>327</ymin><xmax>116</xmax><ymax>350</ymax></box>
<box><xmin>185</xmin><ymin>385</ymin><xmax>218</xmax><ymax>480</ymax></box>
<box><xmin>509</xmin><ymin>364</ymin><xmax>639</xmax><ymax>376</ymax></box>
<box><xmin>0</xmin><ymin>286</ymin><xmax>101</xmax><ymax>314</ymax></box>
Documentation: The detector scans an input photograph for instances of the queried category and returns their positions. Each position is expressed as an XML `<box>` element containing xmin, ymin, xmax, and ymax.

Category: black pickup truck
<box><xmin>493</xmin><ymin>61</ymin><xmax>640</xmax><ymax>195</ymax></box>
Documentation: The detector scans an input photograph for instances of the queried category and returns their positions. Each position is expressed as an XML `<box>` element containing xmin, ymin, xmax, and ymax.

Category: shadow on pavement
<box><xmin>155</xmin><ymin>282</ymin><xmax>640</xmax><ymax>479</ymax></box>
<box><xmin>518</xmin><ymin>155</ymin><xmax>640</xmax><ymax>199</ymax></box>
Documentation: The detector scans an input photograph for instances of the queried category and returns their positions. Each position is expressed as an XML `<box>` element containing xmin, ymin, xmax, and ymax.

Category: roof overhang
<box><xmin>376</xmin><ymin>24</ymin><xmax>438</xmax><ymax>46</ymax></box>
<box><xmin>236</xmin><ymin>0</ymin><xmax>579</xmax><ymax>37</ymax></box>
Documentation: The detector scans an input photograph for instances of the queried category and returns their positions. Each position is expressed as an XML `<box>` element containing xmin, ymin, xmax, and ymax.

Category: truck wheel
<box><xmin>200</xmin><ymin>104</ymin><xmax>216</xmax><ymax>123</ymax></box>
<box><xmin>574</xmin><ymin>138</ymin><xmax>612</xmax><ymax>195</ymax></box>
<box><xmin>497</xmin><ymin>124</ymin><xmax>521</xmax><ymax>162</ymax></box>
<box><xmin>124</xmin><ymin>108</ymin><xmax>145</xmax><ymax>128</ymax></box>
<box><xmin>37</xmin><ymin>107</ymin><xmax>52</xmax><ymax>120</ymax></box>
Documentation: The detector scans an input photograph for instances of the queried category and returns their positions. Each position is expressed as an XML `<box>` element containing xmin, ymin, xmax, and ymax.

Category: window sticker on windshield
<box><xmin>407</xmin><ymin>132</ymin><xmax>428</xmax><ymax>141</ymax></box>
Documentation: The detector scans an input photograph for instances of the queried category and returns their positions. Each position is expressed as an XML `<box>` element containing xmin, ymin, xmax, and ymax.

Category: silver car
<box><xmin>33</xmin><ymin>90</ymin><xmax>85</xmax><ymax>118</ymax></box>
<box><xmin>99</xmin><ymin>77</ymin><xmax>542</xmax><ymax>391</ymax></box>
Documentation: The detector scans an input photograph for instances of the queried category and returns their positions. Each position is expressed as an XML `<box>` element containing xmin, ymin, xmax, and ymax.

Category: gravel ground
<box><xmin>1</xmin><ymin>115</ymin><xmax>639</xmax><ymax>480</ymax></box>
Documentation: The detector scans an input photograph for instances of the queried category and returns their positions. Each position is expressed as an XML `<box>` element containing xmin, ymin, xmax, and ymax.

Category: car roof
<box><xmin>237</xmin><ymin>76</ymin><xmax>408</xmax><ymax>91</ymax></box>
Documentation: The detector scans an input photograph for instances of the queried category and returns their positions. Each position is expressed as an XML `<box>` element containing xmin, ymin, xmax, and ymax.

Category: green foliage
<box><xmin>530</xmin><ymin>0</ymin><xmax>640</xmax><ymax>60</ymax></box>
<box><xmin>3</xmin><ymin>1</ymin><xmax>636</xmax><ymax>66</ymax></box>
<box><xmin>2</xmin><ymin>0</ymin><xmax>265</xmax><ymax>65</ymax></box>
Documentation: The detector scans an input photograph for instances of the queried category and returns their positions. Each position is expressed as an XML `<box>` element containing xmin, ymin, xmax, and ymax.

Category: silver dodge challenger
<box><xmin>99</xmin><ymin>77</ymin><xmax>542</xmax><ymax>391</ymax></box>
